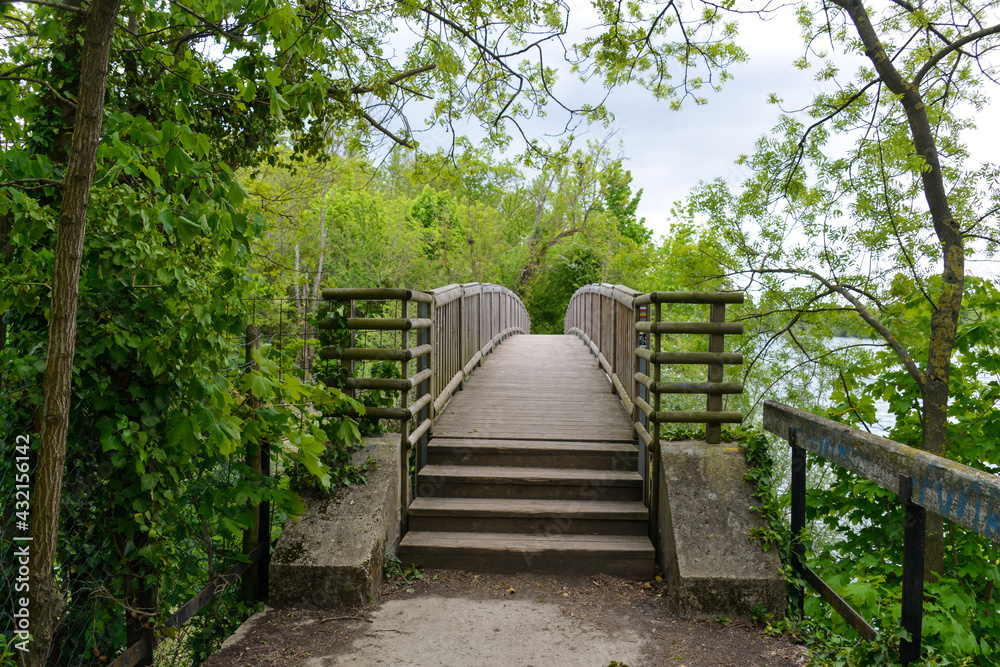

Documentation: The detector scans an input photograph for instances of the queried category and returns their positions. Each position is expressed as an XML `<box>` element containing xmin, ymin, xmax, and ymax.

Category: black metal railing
<box><xmin>764</xmin><ymin>400</ymin><xmax>1000</xmax><ymax>665</ymax></box>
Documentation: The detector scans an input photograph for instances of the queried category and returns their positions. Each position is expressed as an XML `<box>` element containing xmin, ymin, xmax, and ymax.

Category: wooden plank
<box><xmin>110</xmin><ymin>641</ymin><xmax>149</xmax><ymax>667</ymax></box>
<box><xmin>635</xmin><ymin>321</ymin><xmax>744</xmax><ymax>335</ymax></box>
<box><xmin>634</xmin><ymin>291</ymin><xmax>745</xmax><ymax>306</ymax></box>
<box><xmin>430</xmin><ymin>334</ymin><xmax>637</xmax><ymax>444</ymax></box>
<box><xmin>635</xmin><ymin>349</ymin><xmax>744</xmax><ymax>365</ymax></box>
<box><xmin>418</xmin><ymin>464</ymin><xmax>640</xmax><ymax>485</ymax></box>
<box><xmin>409</xmin><ymin>497</ymin><xmax>648</xmax><ymax>520</ymax></box>
<box><xmin>764</xmin><ymin>400</ymin><xmax>1000</xmax><ymax>543</ymax></box>
<box><xmin>342</xmin><ymin>367</ymin><xmax>432</xmax><ymax>391</ymax></box>
<box><xmin>164</xmin><ymin>544</ymin><xmax>267</xmax><ymax>629</ymax></box>
<box><xmin>319</xmin><ymin>344</ymin><xmax>431</xmax><ymax>361</ymax></box>
<box><xmin>400</xmin><ymin>531</ymin><xmax>654</xmax><ymax>555</ymax></box>
<box><xmin>428</xmin><ymin>438</ymin><xmax>637</xmax><ymax>451</ymax></box>
<box><xmin>321</xmin><ymin>287</ymin><xmax>431</xmax><ymax>303</ymax></box>
<box><xmin>654</xmin><ymin>410</ymin><xmax>743</xmax><ymax>424</ymax></box>
<box><xmin>634</xmin><ymin>374</ymin><xmax>743</xmax><ymax>395</ymax></box>
<box><xmin>339</xmin><ymin>317</ymin><xmax>431</xmax><ymax>331</ymax></box>
<box><xmin>408</xmin><ymin>417</ymin><xmax>432</xmax><ymax>448</ymax></box>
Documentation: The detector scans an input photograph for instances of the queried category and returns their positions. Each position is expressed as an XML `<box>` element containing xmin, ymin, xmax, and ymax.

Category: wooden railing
<box><xmin>564</xmin><ymin>284</ymin><xmax>745</xmax><ymax>509</ymax></box>
<box><xmin>764</xmin><ymin>400</ymin><xmax>1000</xmax><ymax>665</ymax></box>
<box><xmin>320</xmin><ymin>284</ymin><xmax>529</xmax><ymax>531</ymax></box>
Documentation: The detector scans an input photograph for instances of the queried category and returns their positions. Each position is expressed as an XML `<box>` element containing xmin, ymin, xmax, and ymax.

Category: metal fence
<box><xmin>764</xmin><ymin>400</ymin><xmax>1000</xmax><ymax>665</ymax></box>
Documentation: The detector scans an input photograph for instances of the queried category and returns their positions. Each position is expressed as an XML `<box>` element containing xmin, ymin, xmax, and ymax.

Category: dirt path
<box><xmin>204</xmin><ymin>570</ymin><xmax>808</xmax><ymax>666</ymax></box>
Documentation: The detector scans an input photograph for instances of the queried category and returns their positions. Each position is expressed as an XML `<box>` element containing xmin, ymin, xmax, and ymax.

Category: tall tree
<box><xmin>696</xmin><ymin>0</ymin><xmax>1000</xmax><ymax>576</ymax></box>
<box><xmin>25</xmin><ymin>0</ymin><xmax>121</xmax><ymax>661</ymax></box>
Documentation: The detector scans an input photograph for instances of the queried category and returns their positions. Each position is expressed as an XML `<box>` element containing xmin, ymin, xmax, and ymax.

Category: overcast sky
<box><xmin>530</xmin><ymin>9</ymin><xmax>855</xmax><ymax>240</ymax></box>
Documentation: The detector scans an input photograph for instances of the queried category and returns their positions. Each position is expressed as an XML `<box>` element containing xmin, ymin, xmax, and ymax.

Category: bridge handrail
<box><xmin>320</xmin><ymin>283</ymin><xmax>529</xmax><ymax>532</ymax></box>
<box><xmin>764</xmin><ymin>400</ymin><xmax>1000</xmax><ymax>663</ymax></box>
<box><xmin>564</xmin><ymin>283</ymin><xmax>745</xmax><ymax>513</ymax></box>
<box><xmin>564</xmin><ymin>284</ymin><xmax>745</xmax><ymax>441</ymax></box>
<box><xmin>425</xmin><ymin>282</ymin><xmax>530</xmax><ymax>414</ymax></box>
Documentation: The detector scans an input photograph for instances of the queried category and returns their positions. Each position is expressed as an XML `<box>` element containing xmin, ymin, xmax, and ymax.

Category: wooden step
<box><xmin>415</xmin><ymin>465</ymin><xmax>643</xmax><ymax>501</ymax></box>
<box><xmin>425</xmin><ymin>438</ymin><xmax>638</xmax><ymax>470</ymax></box>
<box><xmin>408</xmin><ymin>497</ymin><xmax>648</xmax><ymax>535</ymax></box>
<box><xmin>397</xmin><ymin>531</ymin><xmax>655</xmax><ymax>577</ymax></box>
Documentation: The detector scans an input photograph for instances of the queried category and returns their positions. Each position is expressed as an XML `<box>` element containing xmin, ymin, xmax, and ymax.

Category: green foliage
<box><xmin>524</xmin><ymin>241</ymin><xmax>603</xmax><ymax>334</ymax></box>
<box><xmin>383</xmin><ymin>552</ymin><xmax>425</xmax><ymax>586</ymax></box>
<box><xmin>801</xmin><ymin>278</ymin><xmax>1000</xmax><ymax>664</ymax></box>
<box><xmin>183</xmin><ymin>593</ymin><xmax>264</xmax><ymax>666</ymax></box>
<box><xmin>737</xmin><ymin>280</ymin><xmax>1000</xmax><ymax>664</ymax></box>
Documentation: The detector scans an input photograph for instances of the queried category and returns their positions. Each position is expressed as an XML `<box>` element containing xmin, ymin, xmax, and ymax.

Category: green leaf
<box><xmin>165</xmin><ymin>145</ymin><xmax>195</xmax><ymax>173</ymax></box>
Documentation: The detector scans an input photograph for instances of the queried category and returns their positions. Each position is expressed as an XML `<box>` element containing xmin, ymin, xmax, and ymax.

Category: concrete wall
<box><xmin>655</xmin><ymin>440</ymin><xmax>785</xmax><ymax>619</ymax></box>
<box><xmin>270</xmin><ymin>435</ymin><xmax>401</xmax><ymax>608</ymax></box>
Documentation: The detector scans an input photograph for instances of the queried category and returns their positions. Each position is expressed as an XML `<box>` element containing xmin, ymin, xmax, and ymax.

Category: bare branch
<box><xmin>361</xmin><ymin>110</ymin><xmax>413</xmax><ymax>149</ymax></box>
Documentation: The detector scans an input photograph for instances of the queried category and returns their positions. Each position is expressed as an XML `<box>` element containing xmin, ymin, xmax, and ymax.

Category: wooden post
<box><xmin>706</xmin><ymin>303</ymin><xmax>726</xmax><ymax>444</ymax></box>
<box><xmin>610</xmin><ymin>293</ymin><xmax>617</xmax><ymax>392</ymax></box>
<box><xmin>257</xmin><ymin>438</ymin><xmax>271</xmax><ymax>600</ymax></box>
<box><xmin>458</xmin><ymin>287</ymin><xmax>465</xmax><ymax>390</ymax></box>
<box><xmin>634</xmin><ymin>299</ymin><xmax>647</xmax><ymax>500</ymax></box>
<box><xmin>649</xmin><ymin>302</ymin><xmax>661</xmax><ymax>532</ymax></box>
<box><xmin>346</xmin><ymin>300</ymin><xmax>356</xmax><ymax>400</ymax></box>
<box><xmin>125</xmin><ymin>578</ymin><xmax>154</xmax><ymax>667</ymax></box>
<box><xmin>417</xmin><ymin>300</ymin><xmax>432</xmax><ymax>472</ymax></box>
<box><xmin>243</xmin><ymin>323</ymin><xmax>262</xmax><ymax>603</ymax></box>
<box><xmin>429</xmin><ymin>296</ymin><xmax>438</xmax><ymax>436</ymax></box>
<box><xmin>400</xmin><ymin>298</ymin><xmax>411</xmax><ymax>535</ymax></box>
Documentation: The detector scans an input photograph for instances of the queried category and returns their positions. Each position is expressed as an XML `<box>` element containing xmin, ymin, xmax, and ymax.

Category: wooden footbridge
<box><xmin>319</xmin><ymin>283</ymin><xmax>745</xmax><ymax>576</ymax></box>
<box><xmin>313</xmin><ymin>282</ymin><xmax>1000</xmax><ymax>664</ymax></box>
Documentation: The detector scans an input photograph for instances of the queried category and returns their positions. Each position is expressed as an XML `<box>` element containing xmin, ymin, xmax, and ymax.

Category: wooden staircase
<box><xmin>398</xmin><ymin>336</ymin><xmax>655</xmax><ymax>576</ymax></box>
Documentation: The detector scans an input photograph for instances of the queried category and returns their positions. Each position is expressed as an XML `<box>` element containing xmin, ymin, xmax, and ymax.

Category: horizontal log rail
<box><xmin>564</xmin><ymin>283</ymin><xmax>745</xmax><ymax>525</ymax></box>
<box><xmin>635</xmin><ymin>321</ymin><xmax>744</xmax><ymax>335</ymax></box>
<box><xmin>764</xmin><ymin>400</ymin><xmax>1000</xmax><ymax>664</ymax></box>
<box><xmin>635</xmin><ymin>349</ymin><xmax>744</xmax><ymax>365</ymax></box>
<box><xmin>321</xmin><ymin>284</ymin><xmax>529</xmax><ymax>534</ymax></box>
<box><xmin>344</xmin><ymin>317</ymin><xmax>432</xmax><ymax>331</ymax></box>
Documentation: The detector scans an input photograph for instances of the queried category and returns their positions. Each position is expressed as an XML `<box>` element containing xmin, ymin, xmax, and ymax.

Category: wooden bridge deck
<box><xmin>433</xmin><ymin>334</ymin><xmax>635</xmax><ymax>440</ymax></box>
<box><xmin>399</xmin><ymin>335</ymin><xmax>655</xmax><ymax>576</ymax></box>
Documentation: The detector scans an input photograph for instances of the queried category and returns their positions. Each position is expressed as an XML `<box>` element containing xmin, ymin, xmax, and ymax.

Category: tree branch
<box><xmin>349</xmin><ymin>63</ymin><xmax>438</xmax><ymax>95</ymax></box>
<box><xmin>753</xmin><ymin>267</ymin><xmax>925</xmax><ymax>387</ymax></box>
<box><xmin>5</xmin><ymin>0</ymin><xmax>87</xmax><ymax>12</ymax></box>
<box><xmin>169</xmin><ymin>0</ymin><xmax>250</xmax><ymax>48</ymax></box>
<box><xmin>0</xmin><ymin>75</ymin><xmax>78</xmax><ymax>107</ymax></box>
<box><xmin>0</xmin><ymin>177</ymin><xmax>65</xmax><ymax>189</ymax></box>
<box><xmin>361</xmin><ymin>110</ymin><xmax>413</xmax><ymax>148</ymax></box>
<box><xmin>914</xmin><ymin>22</ymin><xmax>1000</xmax><ymax>86</ymax></box>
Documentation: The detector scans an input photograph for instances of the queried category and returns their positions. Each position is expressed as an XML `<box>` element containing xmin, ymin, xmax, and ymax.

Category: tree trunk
<box><xmin>26</xmin><ymin>0</ymin><xmax>122</xmax><ymax>662</ymax></box>
<box><xmin>307</xmin><ymin>181</ymin><xmax>329</xmax><ymax>377</ymax></box>
<box><xmin>833</xmin><ymin>0</ymin><xmax>964</xmax><ymax>577</ymax></box>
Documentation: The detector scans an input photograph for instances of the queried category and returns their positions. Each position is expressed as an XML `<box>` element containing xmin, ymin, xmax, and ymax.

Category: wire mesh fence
<box><xmin>1</xmin><ymin>401</ymin><xmax>128</xmax><ymax>664</ymax></box>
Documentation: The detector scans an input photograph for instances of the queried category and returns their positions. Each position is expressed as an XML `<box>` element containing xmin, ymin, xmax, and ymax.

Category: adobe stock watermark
<box><xmin>11</xmin><ymin>434</ymin><xmax>32</xmax><ymax>653</ymax></box>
